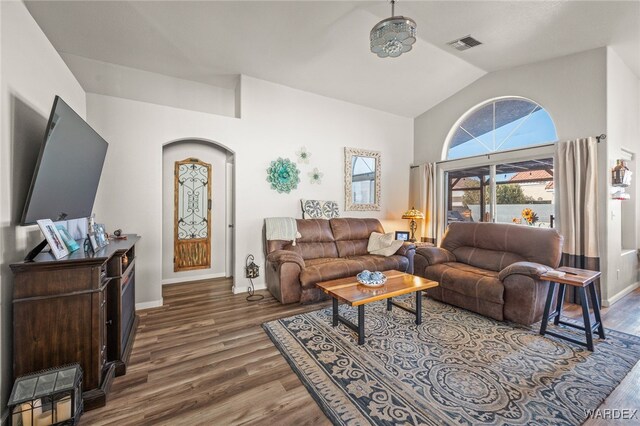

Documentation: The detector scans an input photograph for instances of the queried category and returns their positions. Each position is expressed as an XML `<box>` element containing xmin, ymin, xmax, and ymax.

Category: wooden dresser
<box><xmin>10</xmin><ymin>235</ymin><xmax>140</xmax><ymax>410</ymax></box>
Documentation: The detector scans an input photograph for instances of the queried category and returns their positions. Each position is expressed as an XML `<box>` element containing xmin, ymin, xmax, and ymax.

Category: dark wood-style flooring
<box><xmin>81</xmin><ymin>279</ymin><xmax>640</xmax><ymax>425</ymax></box>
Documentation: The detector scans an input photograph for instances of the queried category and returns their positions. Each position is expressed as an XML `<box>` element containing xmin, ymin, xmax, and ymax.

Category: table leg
<box><xmin>579</xmin><ymin>287</ymin><xmax>594</xmax><ymax>351</ymax></box>
<box><xmin>387</xmin><ymin>298</ymin><xmax>392</xmax><ymax>311</ymax></box>
<box><xmin>540</xmin><ymin>282</ymin><xmax>556</xmax><ymax>336</ymax></box>
<box><xmin>553</xmin><ymin>284</ymin><xmax>566</xmax><ymax>326</ymax></box>
<box><xmin>357</xmin><ymin>305</ymin><xmax>365</xmax><ymax>345</ymax></box>
<box><xmin>588</xmin><ymin>283</ymin><xmax>606</xmax><ymax>340</ymax></box>
<box><xmin>332</xmin><ymin>298</ymin><xmax>338</xmax><ymax>327</ymax></box>
<box><xmin>415</xmin><ymin>290</ymin><xmax>422</xmax><ymax>325</ymax></box>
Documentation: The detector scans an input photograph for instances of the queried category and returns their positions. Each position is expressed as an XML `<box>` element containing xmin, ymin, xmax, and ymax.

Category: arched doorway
<box><xmin>161</xmin><ymin>139</ymin><xmax>235</xmax><ymax>284</ymax></box>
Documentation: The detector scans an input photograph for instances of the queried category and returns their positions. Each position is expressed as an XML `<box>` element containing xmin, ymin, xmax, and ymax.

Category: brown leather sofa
<box><xmin>265</xmin><ymin>218</ymin><xmax>416</xmax><ymax>304</ymax></box>
<box><xmin>414</xmin><ymin>222</ymin><xmax>563</xmax><ymax>325</ymax></box>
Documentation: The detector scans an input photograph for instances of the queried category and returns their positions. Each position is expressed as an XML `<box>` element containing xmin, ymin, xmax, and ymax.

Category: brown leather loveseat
<box><xmin>414</xmin><ymin>222</ymin><xmax>563</xmax><ymax>325</ymax></box>
<box><xmin>265</xmin><ymin>218</ymin><xmax>416</xmax><ymax>304</ymax></box>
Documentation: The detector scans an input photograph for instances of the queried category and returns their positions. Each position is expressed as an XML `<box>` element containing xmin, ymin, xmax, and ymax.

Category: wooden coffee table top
<box><xmin>315</xmin><ymin>270</ymin><xmax>438</xmax><ymax>307</ymax></box>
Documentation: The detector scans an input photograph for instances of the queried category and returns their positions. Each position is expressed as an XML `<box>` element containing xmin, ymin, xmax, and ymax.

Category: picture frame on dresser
<box><xmin>36</xmin><ymin>219</ymin><xmax>69</xmax><ymax>259</ymax></box>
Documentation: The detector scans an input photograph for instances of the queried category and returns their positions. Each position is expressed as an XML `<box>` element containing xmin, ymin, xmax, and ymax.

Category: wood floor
<box><xmin>81</xmin><ymin>279</ymin><xmax>640</xmax><ymax>426</ymax></box>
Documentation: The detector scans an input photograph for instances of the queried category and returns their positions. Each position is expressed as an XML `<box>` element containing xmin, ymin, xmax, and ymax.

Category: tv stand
<box><xmin>10</xmin><ymin>235</ymin><xmax>141</xmax><ymax>410</ymax></box>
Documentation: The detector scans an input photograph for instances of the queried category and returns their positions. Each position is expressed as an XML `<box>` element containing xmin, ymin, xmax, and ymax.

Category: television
<box><xmin>21</xmin><ymin>96</ymin><xmax>108</xmax><ymax>225</ymax></box>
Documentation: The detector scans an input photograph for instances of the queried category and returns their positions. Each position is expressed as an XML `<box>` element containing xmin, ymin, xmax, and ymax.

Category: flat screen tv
<box><xmin>21</xmin><ymin>96</ymin><xmax>108</xmax><ymax>225</ymax></box>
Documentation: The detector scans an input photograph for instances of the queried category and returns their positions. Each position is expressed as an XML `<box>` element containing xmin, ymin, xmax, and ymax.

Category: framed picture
<box><xmin>37</xmin><ymin>219</ymin><xmax>70</xmax><ymax>259</ymax></box>
<box><xmin>88</xmin><ymin>233</ymin><xmax>99</xmax><ymax>252</ymax></box>
<box><xmin>56</xmin><ymin>225</ymin><xmax>80</xmax><ymax>253</ymax></box>
<box><xmin>395</xmin><ymin>231</ymin><xmax>410</xmax><ymax>241</ymax></box>
<box><xmin>94</xmin><ymin>224</ymin><xmax>109</xmax><ymax>247</ymax></box>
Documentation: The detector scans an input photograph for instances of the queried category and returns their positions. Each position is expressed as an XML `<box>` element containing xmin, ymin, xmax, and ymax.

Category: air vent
<box><xmin>447</xmin><ymin>35</ymin><xmax>482</xmax><ymax>51</ymax></box>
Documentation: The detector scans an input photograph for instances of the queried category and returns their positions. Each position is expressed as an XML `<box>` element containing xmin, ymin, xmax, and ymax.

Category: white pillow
<box><xmin>367</xmin><ymin>232</ymin><xmax>403</xmax><ymax>257</ymax></box>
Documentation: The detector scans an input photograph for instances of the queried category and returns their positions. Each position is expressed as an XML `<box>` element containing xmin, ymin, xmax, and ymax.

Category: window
<box><xmin>446</xmin><ymin>97</ymin><xmax>557</xmax><ymax>160</ymax></box>
<box><xmin>445</xmin><ymin>159</ymin><xmax>555</xmax><ymax>228</ymax></box>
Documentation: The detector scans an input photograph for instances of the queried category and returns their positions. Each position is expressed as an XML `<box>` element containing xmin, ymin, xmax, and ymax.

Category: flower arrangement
<box><xmin>521</xmin><ymin>208</ymin><xmax>539</xmax><ymax>226</ymax></box>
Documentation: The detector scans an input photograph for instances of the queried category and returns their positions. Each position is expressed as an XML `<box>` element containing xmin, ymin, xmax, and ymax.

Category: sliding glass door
<box><xmin>494</xmin><ymin>159</ymin><xmax>554</xmax><ymax>227</ymax></box>
<box><xmin>445</xmin><ymin>158</ymin><xmax>554</xmax><ymax>228</ymax></box>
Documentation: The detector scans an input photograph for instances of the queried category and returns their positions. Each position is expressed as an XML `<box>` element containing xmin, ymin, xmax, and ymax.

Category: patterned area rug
<box><xmin>263</xmin><ymin>297</ymin><xmax>640</xmax><ymax>426</ymax></box>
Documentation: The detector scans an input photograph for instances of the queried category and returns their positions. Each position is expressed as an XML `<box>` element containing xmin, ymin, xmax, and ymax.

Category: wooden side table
<box><xmin>539</xmin><ymin>266</ymin><xmax>604</xmax><ymax>351</ymax></box>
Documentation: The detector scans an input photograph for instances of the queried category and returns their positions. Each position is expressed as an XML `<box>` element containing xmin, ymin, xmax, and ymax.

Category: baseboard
<box><xmin>603</xmin><ymin>281</ymin><xmax>639</xmax><ymax>307</ymax></box>
<box><xmin>135</xmin><ymin>299</ymin><xmax>163</xmax><ymax>311</ymax></box>
<box><xmin>233</xmin><ymin>282</ymin><xmax>266</xmax><ymax>294</ymax></box>
<box><xmin>161</xmin><ymin>272</ymin><xmax>227</xmax><ymax>285</ymax></box>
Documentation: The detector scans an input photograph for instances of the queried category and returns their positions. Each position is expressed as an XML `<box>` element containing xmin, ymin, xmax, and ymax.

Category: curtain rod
<box><xmin>410</xmin><ymin>134</ymin><xmax>607</xmax><ymax>168</ymax></box>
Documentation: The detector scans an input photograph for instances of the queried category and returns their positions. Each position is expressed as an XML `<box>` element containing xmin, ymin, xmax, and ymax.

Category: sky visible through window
<box><xmin>447</xmin><ymin>99</ymin><xmax>557</xmax><ymax>160</ymax></box>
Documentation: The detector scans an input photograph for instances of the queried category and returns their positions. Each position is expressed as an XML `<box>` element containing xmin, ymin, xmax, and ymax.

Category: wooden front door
<box><xmin>174</xmin><ymin>158</ymin><xmax>211</xmax><ymax>272</ymax></box>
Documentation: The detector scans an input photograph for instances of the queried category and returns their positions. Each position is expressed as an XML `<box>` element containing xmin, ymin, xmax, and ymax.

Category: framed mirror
<box><xmin>344</xmin><ymin>147</ymin><xmax>381</xmax><ymax>211</ymax></box>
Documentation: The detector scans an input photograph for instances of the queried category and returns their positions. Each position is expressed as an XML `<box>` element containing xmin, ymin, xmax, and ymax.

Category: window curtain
<box><xmin>555</xmin><ymin>137</ymin><xmax>600</xmax><ymax>303</ymax></box>
<box><xmin>410</xmin><ymin>163</ymin><xmax>438</xmax><ymax>243</ymax></box>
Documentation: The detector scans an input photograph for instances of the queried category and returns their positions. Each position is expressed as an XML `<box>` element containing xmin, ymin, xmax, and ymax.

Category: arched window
<box><xmin>446</xmin><ymin>97</ymin><xmax>557</xmax><ymax>160</ymax></box>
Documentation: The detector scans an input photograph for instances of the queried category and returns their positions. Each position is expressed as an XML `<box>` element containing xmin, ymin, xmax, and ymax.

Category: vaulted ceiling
<box><xmin>25</xmin><ymin>1</ymin><xmax>640</xmax><ymax>118</ymax></box>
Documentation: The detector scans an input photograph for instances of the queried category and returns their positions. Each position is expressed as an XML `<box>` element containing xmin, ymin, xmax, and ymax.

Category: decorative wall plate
<box><xmin>267</xmin><ymin>158</ymin><xmax>300</xmax><ymax>193</ymax></box>
<box><xmin>301</xmin><ymin>200</ymin><xmax>340</xmax><ymax>219</ymax></box>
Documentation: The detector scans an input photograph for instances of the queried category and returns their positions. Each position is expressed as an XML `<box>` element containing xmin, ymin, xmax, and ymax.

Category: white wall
<box><xmin>90</xmin><ymin>75</ymin><xmax>413</xmax><ymax>306</ymax></box>
<box><xmin>603</xmin><ymin>47</ymin><xmax>640</xmax><ymax>305</ymax></box>
<box><xmin>0</xmin><ymin>1</ymin><xmax>86</xmax><ymax>417</ymax></box>
<box><xmin>60</xmin><ymin>53</ymin><xmax>238</xmax><ymax>118</ymax></box>
<box><xmin>414</xmin><ymin>48</ymin><xmax>607</xmax><ymax>164</ymax></box>
<box><xmin>162</xmin><ymin>141</ymin><xmax>231</xmax><ymax>283</ymax></box>
<box><xmin>412</xmin><ymin>47</ymin><xmax>640</xmax><ymax>307</ymax></box>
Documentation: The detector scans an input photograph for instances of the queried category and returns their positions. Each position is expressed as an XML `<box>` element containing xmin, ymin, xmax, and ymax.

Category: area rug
<box><xmin>263</xmin><ymin>297</ymin><xmax>640</xmax><ymax>426</ymax></box>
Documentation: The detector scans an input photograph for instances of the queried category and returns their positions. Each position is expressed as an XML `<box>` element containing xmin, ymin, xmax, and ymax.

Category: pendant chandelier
<box><xmin>370</xmin><ymin>0</ymin><xmax>417</xmax><ymax>58</ymax></box>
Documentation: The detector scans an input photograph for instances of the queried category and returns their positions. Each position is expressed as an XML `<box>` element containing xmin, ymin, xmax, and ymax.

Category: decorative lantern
<box><xmin>612</xmin><ymin>159</ymin><xmax>629</xmax><ymax>187</ymax></box>
<box><xmin>245</xmin><ymin>254</ymin><xmax>264</xmax><ymax>301</ymax></box>
<box><xmin>9</xmin><ymin>364</ymin><xmax>83</xmax><ymax>426</ymax></box>
<box><xmin>245</xmin><ymin>254</ymin><xmax>260</xmax><ymax>279</ymax></box>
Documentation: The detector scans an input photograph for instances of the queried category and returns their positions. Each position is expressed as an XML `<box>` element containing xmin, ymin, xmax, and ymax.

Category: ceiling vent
<box><xmin>447</xmin><ymin>35</ymin><xmax>482</xmax><ymax>51</ymax></box>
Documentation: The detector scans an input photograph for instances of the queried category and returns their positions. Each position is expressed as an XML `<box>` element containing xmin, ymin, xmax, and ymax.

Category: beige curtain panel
<box><xmin>410</xmin><ymin>163</ymin><xmax>438</xmax><ymax>243</ymax></box>
<box><xmin>555</xmin><ymin>137</ymin><xmax>601</xmax><ymax>301</ymax></box>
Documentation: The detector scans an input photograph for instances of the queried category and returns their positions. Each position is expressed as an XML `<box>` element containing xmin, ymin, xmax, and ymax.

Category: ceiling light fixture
<box><xmin>370</xmin><ymin>0</ymin><xmax>417</xmax><ymax>58</ymax></box>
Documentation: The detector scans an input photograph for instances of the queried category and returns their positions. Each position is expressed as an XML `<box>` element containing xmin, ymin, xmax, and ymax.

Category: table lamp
<box><xmin>402</xmin><ymin>207</ymin><xmax>424</xmax><ymax>242</ymax></box>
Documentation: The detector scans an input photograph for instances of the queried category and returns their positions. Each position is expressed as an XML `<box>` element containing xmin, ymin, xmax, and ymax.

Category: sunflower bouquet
<box><xmin>521</xmin><ymin>208</ymin><xmax>539</xmax><ymax>226</ymax></box>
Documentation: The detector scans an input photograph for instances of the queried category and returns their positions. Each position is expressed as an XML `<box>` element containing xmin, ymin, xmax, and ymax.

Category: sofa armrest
<box><xmin>415</xmin><ymin>246</ymin><xmax>456</xmax><ymax>266</ymax></box>
<box><xmin>498</xmin><ymin>261</ymin><xmax>553</xmax><ymax>281</ymax></box>
<box><xmin>395</xmin><ymin>242</ymin><xmax>416</xmax><ymax>257</ymax></box>
<box><xmin>266</xmin><ymin>250</ymin><xmax>305</xmax><ymax>269</ymax></box>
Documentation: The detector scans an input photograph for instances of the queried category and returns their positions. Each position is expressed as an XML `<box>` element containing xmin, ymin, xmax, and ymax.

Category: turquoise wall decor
<box><xmin>266</xmin><ymin>157</ymin><xmax>300</xmax><ymax>193</ymax></box>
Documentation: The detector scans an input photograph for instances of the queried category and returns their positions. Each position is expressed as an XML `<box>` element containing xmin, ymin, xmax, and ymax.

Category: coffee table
<box><xmin>315</xmin><ymin>270</ymin><xmax>439</xmax><ymax>345</ymax></box>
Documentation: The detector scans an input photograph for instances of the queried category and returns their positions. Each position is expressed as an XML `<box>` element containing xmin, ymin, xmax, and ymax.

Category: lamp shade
<box><xmin>402</xmin><ymin>207</ymin><xmax>424</xmax><ymax>220</ymax></box>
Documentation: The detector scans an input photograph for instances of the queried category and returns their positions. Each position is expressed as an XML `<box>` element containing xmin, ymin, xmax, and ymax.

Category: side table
<box><xmin>539</xmin><ymin>266</ymin><xmax>604</xmax><ymax>351</ymax></box>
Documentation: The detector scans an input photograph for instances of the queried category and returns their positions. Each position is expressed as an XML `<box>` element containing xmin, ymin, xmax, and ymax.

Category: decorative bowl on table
<box><xmin>357</xmin><ymin>270</ymin><xmax>387</xmax><ymax>287</ymax></box>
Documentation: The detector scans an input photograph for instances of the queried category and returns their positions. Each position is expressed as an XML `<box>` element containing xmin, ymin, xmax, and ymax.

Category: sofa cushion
<box><xmin>330</xmin><ymin>218</ymin><xmax>384</xmax><ymax>258</ymax></box>
<box><xmin>423</xmin><ymin>262</ymin><xmax>504</xmax><ymax>304</ymax></box>
<box><xmin>296</xmin><ymin>219</ymin><xmax>335</xmax><ymax>242</ymax></box>
<box><xmin>304</xmin><ymin>257</ymin><xmax>338</xmax><ymax>267</ymax></box>
<box><xmin>441</xmin><ymin>222</ymin><xmax>563</xmax><ymax>268</ymax></box>
<box><xmin>451</xmin><ymin>246</ymin><xmax>525</xmax><ymax>272</ymax></box>
<box><xmin>285</xmin><ymin>242</ymin><xmax>339</xmax><ymax>260</ymax></box>
<box><xmin>346</xmin><ymin>255</ymin><xmax>409</xmax><ymax>274</ymax></box>
<box><xmin>299</xmin><ymin>255</ymin><xmax>408</xmax><ymax>289</ymax></box>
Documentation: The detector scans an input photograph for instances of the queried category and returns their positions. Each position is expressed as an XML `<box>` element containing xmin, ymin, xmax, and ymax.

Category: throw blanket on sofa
<box><xmin>265</xmin><ymin>217</ymin><xmax>301</xmax><ymax>246</ymax></box>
